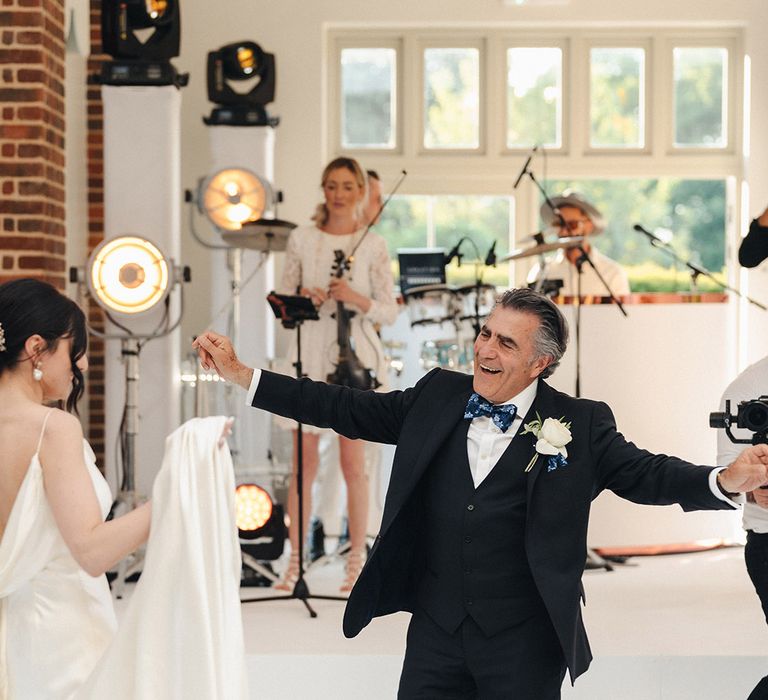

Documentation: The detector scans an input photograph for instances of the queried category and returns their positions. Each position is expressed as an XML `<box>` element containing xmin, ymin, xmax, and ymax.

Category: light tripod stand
<box><xmin>240</xmin><ymin>292</ymin><xmax>348</xmax><ymax>616</ymax></box>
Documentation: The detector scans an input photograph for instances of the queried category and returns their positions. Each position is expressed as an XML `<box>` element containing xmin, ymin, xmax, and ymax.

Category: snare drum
<box><xmin>403</xmin><ymin>284</ymin><xmax>461</xmax><ymax>328</ymax></box>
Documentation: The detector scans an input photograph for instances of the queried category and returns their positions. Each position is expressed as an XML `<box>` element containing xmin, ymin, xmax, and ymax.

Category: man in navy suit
<box><xmin>195</xmin><ymin>288</ymin><xmax>768</xmax><ymax>699</ymax></box>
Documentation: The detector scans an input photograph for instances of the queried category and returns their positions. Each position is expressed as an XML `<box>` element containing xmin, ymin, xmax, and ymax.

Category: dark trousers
<box><xmin>745</xmin><ymin>531</ymin><xmax>768</xmax><ymax>700</ymax></box>
<box><xmin>398</xmin><ymin>607</ymin><xmax>566</xmax><ymax>700</ymax></box>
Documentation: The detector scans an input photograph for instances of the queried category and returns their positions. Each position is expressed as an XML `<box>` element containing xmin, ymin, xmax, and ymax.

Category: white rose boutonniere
<box><xmin>520</xmin><ymin>413</ymin><xmax>573</xmax><ymax>473</ymax></box>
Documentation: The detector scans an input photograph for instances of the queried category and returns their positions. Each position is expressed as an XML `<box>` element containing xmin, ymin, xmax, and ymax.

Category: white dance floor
<box><xmin>116</xmin><ymin>546</ymin><xmax>768</xmax><ymax>699</ymax></box>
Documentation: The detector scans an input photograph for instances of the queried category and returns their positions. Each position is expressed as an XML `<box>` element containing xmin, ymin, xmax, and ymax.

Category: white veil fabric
<box><xmin>77</xmin><ymin>416</ymin><xmax>248</xmax><ymax>700</ymax></box>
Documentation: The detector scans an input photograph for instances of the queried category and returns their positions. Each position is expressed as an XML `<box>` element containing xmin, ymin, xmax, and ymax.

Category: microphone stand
<box><xmin>572</xmin><ymin>256</ymin><xmax>614</xmax><ymax>574</ymax></box>
<box><xmin>574</xmin><ymin>245</ymin><xmax>628</xmax><ymax>318</ymax></box>
<box><xmin>634</xmin><ymin>225</ymin><xmax>767</xmax><ymax>311</ymax></box>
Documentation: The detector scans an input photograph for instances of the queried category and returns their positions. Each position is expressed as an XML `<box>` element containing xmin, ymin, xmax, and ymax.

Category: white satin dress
<box><xmin>0</xmin><ymin>414</ymin><xmax>247</xmax><ymax>700</ymax></box>
<box><xmin>0</xmin><ymin>414</ymin><xmax>116</xmax><ymax>699</ymax></box>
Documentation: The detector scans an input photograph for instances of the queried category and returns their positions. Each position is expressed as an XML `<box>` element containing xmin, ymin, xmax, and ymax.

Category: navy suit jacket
<box><xmin>252</xmin><ymin>367</ymin><xmax>734</xmax><ymax>682</ymax></box>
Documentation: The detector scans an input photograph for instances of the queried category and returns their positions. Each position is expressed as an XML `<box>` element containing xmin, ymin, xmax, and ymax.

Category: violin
<box><xmin>326</xmin><ymin>249</ymin><xmax>381</xmax><ymax>391</ymax></box>
<box><xmin>325</xmin><ymin>170</ymin><xmax>408</xmax><ymax>391</ymax></box>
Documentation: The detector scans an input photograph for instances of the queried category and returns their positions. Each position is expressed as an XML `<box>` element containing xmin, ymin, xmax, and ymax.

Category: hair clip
<box><xmin>0</xmin><ymin>322</ymin><xmax>6</xmax><ymax>353</ymax></box>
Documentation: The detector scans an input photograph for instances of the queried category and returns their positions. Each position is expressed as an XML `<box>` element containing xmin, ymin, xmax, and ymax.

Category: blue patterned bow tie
<box><xmin>464</xmin><ymin>392</ymin><xmax>518</xmax><ymax>433</ymax></box>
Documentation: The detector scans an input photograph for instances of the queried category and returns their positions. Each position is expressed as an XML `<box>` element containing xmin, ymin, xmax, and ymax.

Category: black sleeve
<box><xmin>251</xmin><ymin>368</ymin><xmax>440</xmax><ymax>445</ymax></box>
<box><xmin>738</xmin><ymin>219</ymin><xmax>768</xmax><ymax>268</ymax></box>
<box><xmin>590</xmin><ymin>402</ymin><xmax>733</xmax><ymax>512</ymax></box>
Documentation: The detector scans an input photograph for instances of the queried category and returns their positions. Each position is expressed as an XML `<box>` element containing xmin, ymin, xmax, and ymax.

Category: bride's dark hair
<box><xmin>0</xmin><ymin>278</ymin><xmax>88</xmax><ymax>414</ymax></box>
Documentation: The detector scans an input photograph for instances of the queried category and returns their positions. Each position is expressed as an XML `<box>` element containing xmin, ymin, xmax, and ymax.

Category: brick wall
<box><xmin>0</xmin><ymin>0</ymin><xmax>107</xmax><ymax>464</ymax></box>
<box><xmin>0</xmin><ymin>0</ymin><xmax>67</xmax><ymax>286</ymax></box>
<box><xmin>86</xmin><ymin>0</ymin><xmax>106</xmax><ymax>463</ymax></box>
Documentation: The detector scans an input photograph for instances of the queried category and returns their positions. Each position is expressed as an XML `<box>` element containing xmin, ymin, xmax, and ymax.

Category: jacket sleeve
<box><xmin>738</xmin><ymin>219</ymin><xmax>768</xmax><ymax>268</ymax></box>
<box><xmin>251</xmin><ymin>368</ymin><xmax>440</xmax><ymax>445</ymax></box>
<box><xmin>590</xmin><ymin>401</ymin><xmax>731</xmax><ymax>511</ymax></box>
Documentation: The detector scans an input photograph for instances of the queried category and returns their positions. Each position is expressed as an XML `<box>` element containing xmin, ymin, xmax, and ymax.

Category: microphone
<box><xmin>444</xmin><ymin>240</ymin><xmax>463</xmax><ymax>267</ymax></box>
<box><xmin>633</xmin><ymin>223</ymin><xmax>665</xmax><ymax>245</ymax></box>
<box><xmin>484</xmin><ymin>240</ymin><xmax>497</xmax><ymax>267</ymax></box>
<box><xmin>513</xmin><ymin>145</ymin><xmax>538</xmax><ymax>189</ymax></box>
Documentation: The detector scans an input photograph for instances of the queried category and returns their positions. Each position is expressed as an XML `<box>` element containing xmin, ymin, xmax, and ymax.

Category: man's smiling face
<box><xmin>472</xmin><ymin>306</ymin><xmax>551</xmax><ymax>404</ymax></box>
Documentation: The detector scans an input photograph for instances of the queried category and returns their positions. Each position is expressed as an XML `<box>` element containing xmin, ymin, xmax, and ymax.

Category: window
<box><xmin>506</xmin><ymin>47</ymin><xmax>563</xmax><ymax>149</ymax></box>
<box><xmin>328</xmin><ymin>27</ymin><xmax>742</xmax><ymax>293</ymax></box>
<box><xmin>673</xmin><ymin>47</ymin><xmax>728</xmax><ymax>148</ymax></box>
<box><xmin>423</xmin><ymin>47</ymin><xmax>481</xmax><ymax>150</ymax></box>
<box><xmin>377</xmin><ymin>195</ymin><xmax>513</xmax><ymax>287</ymax></box>
<box><xmin>341</xmin><ymin>47</ymin><xmax>397</xmax><ymax>149</ymax></box>
<box><xmin>541</xmin><ymin>178</ymin><xmax>726</xmax><ymax>291</ymax></box>
<box><xmin>589</xmin><ymin>47</ymin><xmax>646</xmax><ymax>149</ymax></box>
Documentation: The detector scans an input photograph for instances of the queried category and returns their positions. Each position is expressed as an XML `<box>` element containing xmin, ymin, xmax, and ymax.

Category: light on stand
<box><xmin>71</xmin><ymin>235</ymin><xmax>190</xmax><ymax>597</ymax></box>
<box><xmin>88</xmin><ymin>236</ymin><xmax>171</xmax><ymax>314</ymax></box>
<box><xmin>197</xmin><ymin>167</ymin><xmax>273</xmax><ymax>232</ymax></box>
<box><xmin>235</xmin><ymin>483</ymin><xmax>287</xmax><ymax>586</ymax></box>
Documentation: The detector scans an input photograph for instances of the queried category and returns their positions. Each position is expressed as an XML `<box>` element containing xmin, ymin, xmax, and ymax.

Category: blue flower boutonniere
<box><xmin>520</xmin><ymin>413</ymin><xmax>573</xmax><ymax>473</ymax></box>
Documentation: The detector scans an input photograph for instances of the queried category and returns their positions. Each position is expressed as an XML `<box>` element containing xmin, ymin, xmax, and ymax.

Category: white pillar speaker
<box><xmin>101</xmin><ymin>85</ymin><xmax>182</xmax><ymax>497</ymax></box>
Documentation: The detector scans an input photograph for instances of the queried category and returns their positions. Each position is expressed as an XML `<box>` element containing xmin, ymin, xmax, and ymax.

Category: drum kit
<box><xmin>403</xmin><ymin>236</ymin><xmax>585</xmax><ymax>374</ymax></box>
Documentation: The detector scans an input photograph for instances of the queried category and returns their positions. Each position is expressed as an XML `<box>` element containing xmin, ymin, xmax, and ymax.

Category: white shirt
<box><xmin>466</xmin><ymin>380</ymin><xmax>537</xmax><ymax>488</ymax></box>
<box><xmin>247</xmin><ymin>370</ymin><xmax>735</xmax><ymax>503</ymax></box>
<box><xmin>717</xmin><ymin>355</ymin><xmax>768</xmax><ymax>532</ymax></box>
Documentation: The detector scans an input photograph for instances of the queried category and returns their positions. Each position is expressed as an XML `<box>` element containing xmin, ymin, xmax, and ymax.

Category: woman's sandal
<box><xmin>273</xmin><ymin>551</ymin><xmax>300</xmax><ymax>591</ymax></box>
<box><xmin>340</xmin><ymin>546</ymin><xmax>366</xmax><ymax>593</ymax></box>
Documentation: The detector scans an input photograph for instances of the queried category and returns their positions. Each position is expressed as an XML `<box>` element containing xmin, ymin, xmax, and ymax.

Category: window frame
<box><xmin>329</xmin><ymin>36</ymin><xmax>404</xmax><ymax>155</ymax></box>
<box><xmin>501</xmin><ymin>37</ymin><xmax>570</xmax><ymax>155</ymax></box>
<box><xmin>417</xmin><ymin>36</ymin><xmax>487</xmax><ymax>156</ymax></box>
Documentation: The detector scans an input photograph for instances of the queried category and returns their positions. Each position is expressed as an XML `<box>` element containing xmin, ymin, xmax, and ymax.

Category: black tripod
<box><xmin>240</xmin><ymin>292</ymin><xmax>347</xmax><ymax>616</ymax></box>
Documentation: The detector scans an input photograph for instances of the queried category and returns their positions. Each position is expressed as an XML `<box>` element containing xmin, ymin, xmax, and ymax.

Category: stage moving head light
<box><xmin>100</xmin><ymin>0</ymin><xmax>189</xmax><ymax>87</ymax></box>
<box><xmin>204</xmin><ymin>41</ymin><xmax>278</xmax><ymax>127</ymax></box>
<box><xmin>101</xmin><ymin>0</ymin><xmax>181</xmax><ymax>61</ymax></box>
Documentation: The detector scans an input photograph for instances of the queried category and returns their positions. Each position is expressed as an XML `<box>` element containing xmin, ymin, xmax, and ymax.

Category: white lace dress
<box><xmin>275</xmin><ymin>224</ymin><xmax>399</xmax><ymax>433</ymax></box>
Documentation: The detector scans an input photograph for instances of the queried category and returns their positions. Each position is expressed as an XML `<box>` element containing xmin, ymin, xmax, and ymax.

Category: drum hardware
<box><xmin>222</xmin><ymin>217</ymin><xmax>297</xmax><ymax>251</ymax></box>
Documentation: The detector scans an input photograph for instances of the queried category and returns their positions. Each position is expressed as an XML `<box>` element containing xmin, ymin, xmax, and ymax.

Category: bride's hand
<box><xmin>218</xmin><ymin>417</ymin><xmax>234</xmax><ymax>449</ymax></box>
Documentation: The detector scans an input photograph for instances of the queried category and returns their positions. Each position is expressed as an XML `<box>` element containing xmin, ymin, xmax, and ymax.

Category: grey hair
<box><xmin>494</xmin><ymin>288</ymin><xmax>569</xmax><ymax>379</ymax></box>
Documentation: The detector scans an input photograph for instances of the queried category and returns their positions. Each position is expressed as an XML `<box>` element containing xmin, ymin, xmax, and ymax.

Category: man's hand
<box><xmin>192</xmin><ymin>331</ymin><xmax>254</xmax><ymax>390</ymax></box>
<box><xmin>718</xmin><ymin>444</ymin><xmax>768</xmax><ymax>493</ymax></box>
<box><xmin>752</xmin><ymin>487</ymin><xmax>768</xmax><ymax>509</ymax></box>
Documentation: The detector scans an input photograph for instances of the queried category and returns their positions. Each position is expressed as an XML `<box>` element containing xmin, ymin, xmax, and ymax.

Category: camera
<box><xmin>710</xmin><ymin>396</ymin><xmax>768</xmax><ymax>444</ymax></box>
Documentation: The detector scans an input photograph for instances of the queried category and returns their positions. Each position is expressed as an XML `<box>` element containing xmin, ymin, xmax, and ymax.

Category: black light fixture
<box><xmin>235</xmin><ymin>483</ymin><xmax>287</xmax><ymax>586</ymax></box>
<box><xmin>100</xmin><ymin>0</ymin><xmax>188</xmax><ymax>87</ymax></box>
<box><xmin>204</xmin><ymin>40</ymin><xmax>278</xmax><ymax>126</ymax></box>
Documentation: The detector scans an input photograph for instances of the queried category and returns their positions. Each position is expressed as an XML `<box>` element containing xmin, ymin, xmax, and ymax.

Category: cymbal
<box><xmin>403</xmin><ymin>283</ymin><xmax>459</xmax><ymax>298</ymax></box>
<box><xmin>499</xmin><ymin>237</ymin><xmax>585</xmax><ymax>262</ymax></box>
<box><xmin>222</xmin><ymin>217</ymin><xmax>296</xmax><ymax>252</ymax></box>
<box><xmin>456</xmin><ymin>282</ymin><xmax>496</xmax><ymax>296</ymax></box>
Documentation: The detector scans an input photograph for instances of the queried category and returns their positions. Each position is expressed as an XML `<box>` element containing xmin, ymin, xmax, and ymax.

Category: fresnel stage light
<box><xmin>204</xmin><ymin>40</ymin><xmax>277</xmax><ymax>126</ymax></box>
<box><xmin>235</xmin><ymin>483</ymin><xmax>287</xmax><ymax>586</ymax></box>
<box><xmin>196</xmin><ymin>167</ymin><xmax>273</xmax><ymax>233</ymax></box>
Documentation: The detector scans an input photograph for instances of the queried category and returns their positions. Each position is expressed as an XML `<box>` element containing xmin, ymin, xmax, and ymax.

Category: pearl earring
<box><xmin>33</xmin><ymin>363</ymin><xmax>43</xmax><ymax>382</ymax></box>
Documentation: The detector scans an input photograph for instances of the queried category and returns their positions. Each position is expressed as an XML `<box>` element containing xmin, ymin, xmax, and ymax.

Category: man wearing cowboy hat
<box><xmin>527</xmin><ymin>190</ymin><xmax>630</xmax><ymax>297</ymax></box>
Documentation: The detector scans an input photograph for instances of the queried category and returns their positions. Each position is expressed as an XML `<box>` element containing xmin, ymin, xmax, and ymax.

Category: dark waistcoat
<box><xmin>416</xmin><ymin>419</ymin><xmax>547</xmax><ymax>637</ymax></box>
